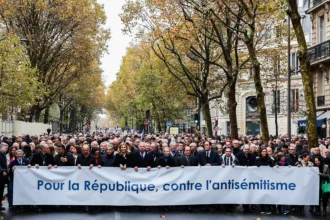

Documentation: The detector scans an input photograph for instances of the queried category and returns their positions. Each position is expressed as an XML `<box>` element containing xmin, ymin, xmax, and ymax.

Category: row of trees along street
<box><xmin>107</xmin><ymin>0</ymin><xmax>318</xmax><ymax>150</ymax></box>
<box><xmin>0</xmin><ymin>0</ymin><xmax>110</xmax><ymax>131</ymax></box>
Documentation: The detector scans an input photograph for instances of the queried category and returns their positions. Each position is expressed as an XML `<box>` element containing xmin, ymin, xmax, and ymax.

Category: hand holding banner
<box><xmin>13</xmin><ymin>166</ymin><xmax>319</xmax><ymax>206</ymax></box>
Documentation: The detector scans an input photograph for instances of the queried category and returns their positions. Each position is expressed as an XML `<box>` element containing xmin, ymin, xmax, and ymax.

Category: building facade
<box><xmin>200</xmin><ymin>0</ymin><xmax>311</xmax><ymax>137</ymax></box>
<box><xmin>306</xmin><ymin>0</ymin><xmax>330</xmax><ymax>138</ymax></box>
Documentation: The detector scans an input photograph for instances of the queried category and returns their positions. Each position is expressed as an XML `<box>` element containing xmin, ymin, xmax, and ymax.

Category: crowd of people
<box><xmin>0</xmin><ymin>132</ymin><xmax>329</xmax><ymax>216</ymax></box>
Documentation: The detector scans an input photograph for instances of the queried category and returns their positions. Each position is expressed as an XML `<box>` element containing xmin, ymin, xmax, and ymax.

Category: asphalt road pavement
<box><xmin>0</xmin><ymin>202</ymin><xmax>328</xmax><ymax>220</ymax></box>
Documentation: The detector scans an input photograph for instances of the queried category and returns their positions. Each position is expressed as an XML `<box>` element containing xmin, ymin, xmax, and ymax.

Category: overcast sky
<box><xmin>97</xmin><ymin>0</ymin><xmax>132</xmax><ymax>87</ymax></box>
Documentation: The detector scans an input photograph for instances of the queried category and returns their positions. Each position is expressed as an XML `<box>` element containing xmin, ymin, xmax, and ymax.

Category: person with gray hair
<box><xmin>0</xmin><ymin>142</ymin><xmax>8</xmax><ymax>211</ymax></box>
<box><xmin>8</xmin><ymin>149</ymin><xmax>29</xmax><ymax>209</ymax></box>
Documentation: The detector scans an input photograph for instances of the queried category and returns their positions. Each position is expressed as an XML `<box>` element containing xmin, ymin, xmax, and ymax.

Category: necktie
<box><xmin>19</xmin><ymin>159</ymin><xmax>22</xmax><ymax>165</ymax></box>
<box><xmin>207</xmin><ymin>151</ymin><xmax>210</xmax><ymax>158</ymax></box>
<box><xmin>186</xmin><ymin>157</ymin><xmax>190</xmax><ymax>166</ymax></box>
<box><xmin>227</xmin><ymin>157</ymin><xmax>231</xmax><ymax>166</ymax></box>
<box><xmin>140</xmin><ymin>153</ymin><xmax>143</xmax><ymax>159</ymax></box>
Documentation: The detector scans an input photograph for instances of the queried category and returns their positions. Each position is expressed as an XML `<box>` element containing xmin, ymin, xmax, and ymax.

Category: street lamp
<box><xmin>287</xmin><ymin>15</ymin><xmax>292</xmax><ymax>141</ymax></box>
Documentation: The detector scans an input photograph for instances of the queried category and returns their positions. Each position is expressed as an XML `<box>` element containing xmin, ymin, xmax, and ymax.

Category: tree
<box><xmin>0</xmin><ymin>34</ymin><xmax>40</xmax><ymax>114</ymax></box>
<box><xmin>121</xmin><ymin>0</ymin><xmax>228</xmax><ymax>137</ymax></box>
<box><xmin>106</xmin><ymin>42</ymin><xmax>189</xmax><ymax>131</ymax></box>
<box><xmin>286</xmin><ymin>0</ymin><xmax>318</xmax><ymax>150</ymax></box>
<box><xmin>178</xmin><ymin>0</ymin><xmax>252</xmax><ymax>139</ymax></box>
<box><xmin>0</xmin><ymin>0</ymin><xmax>109</xmax><ymax>122</ymax></box>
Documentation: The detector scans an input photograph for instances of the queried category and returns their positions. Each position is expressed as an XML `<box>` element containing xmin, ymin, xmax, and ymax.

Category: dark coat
<box><xmin>286</xmin><ymin>153</ymin><xmax>299</xmax><ymax>166</ymax></box>
<box><xmin>30</xmin><ymin>153</ymin><xmax>54</xmax><ymax>166</ymax></box>
<box><xmin>220</xmin><ymin>154</ymin><xmax>240</xmax><ymax>166</ymax></box>
<box><xmin>237</xmin><ymin>152</ymin><xmax>256</xmax><ymax>166</ymax></box>
<box><xmin>76</xmin><ymin>154</ymin><xmax>96</xmax><ymax>166</ymax></box>
<box><xmin>131</xmin><ymin>151</ymin><xmax>154</xmax><ymax>168</ymax></box>
<box><xmin>8</xmin><ymin>158</ymin><xmax>29</xmax><ymax>180</ymax></box>
<box><xmin>113</xmin><ymin>153</ymin><xmax>133</xmax><ymax>167</ymax></box>
<box><xmin>176</xmin><ymin>155</ymin><xmax>199</xmax><ymax>166</ymax></box>
<box><xmin>100</xmin><ymin>153</ymin><xmax>116</xmax><ymax>167</ymax></box>
<box><xmin>199</xmin><ymin>150</ymin><xmax>220</xmax><ymax>166</ymax></box>
<box><xmin>256</xmin><ymin>156</ymin><xmax>274</xmax><ymax>167</ymax></box>
<box><xmin>191</xmin><ymin>150</ymin><xmax>200</xmax><ymax>158</ymax></box>
<box><xmin>0</xmin><ymin>150</ymin><xmax>8</xmax><ymax>184</ymax></box>
<box><xmin>156</xmin><ymin>156</ymin><xmax>176</xmax><ymax>167</ymax></box>
<box><xmin>232</xmin><ymin>148</ymin><xmax>243</xmax><ymax>157</ymax></box>
<box><xmin>147</xmin><ymin>151</ymin><xmax>162</xmax><ymax>167</ymax></box>
<box><xmin>54</xmin><ymin>152</ymin><xmax>75</xmax><ymax>166</ymax></box>
<box><xmin>0</xmin><ymin>151</ymin><xmax>7</xmax><ymax>174</ymax></box>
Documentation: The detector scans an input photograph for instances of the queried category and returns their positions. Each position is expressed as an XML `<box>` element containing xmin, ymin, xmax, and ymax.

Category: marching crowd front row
<box><xmin>0</xmin><ymin>133</ymin><xmax>329</xmax><ymax>216</ymax></box>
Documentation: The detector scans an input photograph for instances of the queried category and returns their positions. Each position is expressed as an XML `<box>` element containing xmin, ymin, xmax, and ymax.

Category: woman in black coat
<box><xmin>256</xmin><ymin>148</ymin><xmax>274</xmax><ymax>167</ymax></box>
<box><xmin>113</xmin><ymin>143</ymin><xmax>133</xmax><ymax>170</ymax></box>
<box><xmin>256</xmin><ymin>148</ymin><xmax>273</xmax><ymax>215</ymax></box>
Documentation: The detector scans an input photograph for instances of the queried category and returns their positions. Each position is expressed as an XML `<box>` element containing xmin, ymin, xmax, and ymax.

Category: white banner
<box><xmin>14</xmin><ymin>166</ymin><xmax>319</xmax><ymax>206</ymax></box>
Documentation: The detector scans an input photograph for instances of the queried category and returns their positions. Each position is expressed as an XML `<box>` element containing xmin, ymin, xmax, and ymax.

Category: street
<box><xmin>0</xmin><ymin>202</ymin><xmax>327</xmax><ymax>220</ymax></box>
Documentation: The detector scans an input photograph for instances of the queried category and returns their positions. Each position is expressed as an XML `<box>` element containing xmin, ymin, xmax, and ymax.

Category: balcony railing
<box><xmin>317</xmin><ymin>96</ymin><xmax>325</xmax><ymax>106</ymax></box>
<box><xmin>307</xmin><ymin>39</ymin><xmax>330</xmax><ymax>63</ymax></box>
<box><xmin>310</xmin><ymin>0</ymin><xmax>326</xmax><ymax>8</ymax></box>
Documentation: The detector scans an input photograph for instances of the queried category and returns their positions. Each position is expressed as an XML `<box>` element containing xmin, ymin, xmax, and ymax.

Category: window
<box><xmin>291</xmin><ymin>89</ymin><xmax>299</xmax><ymax>113</ymax></box>
<box><xmin>291</xmin><ymin>52</ymin><xmax>300</xmax><ymax>75</ymax></box>
<box><xmin>273</xmin><ymin>55</ymin><xmax>281</xmax><ymax>74</ymax></box>
<box><xmin>272</xmin><ymin>90</ymin><xmax>281</xmax><ymax>114</ymax></box>
<box><xmin>319</xmin><ymin>15</ymin><xmax>324</xmax><ymax>43</ymax></box>
<box><xmin>317</xmin><ymin>71</ymin><xmax>325</xmax><ymax>96</ymax></box>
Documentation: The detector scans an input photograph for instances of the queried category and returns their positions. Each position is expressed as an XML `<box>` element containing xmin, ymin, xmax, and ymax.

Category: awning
<box><xmin>297</xmin><ymin>111</ymin><xmax>330</xmax><ymax>127</ymax></box>
<box><xmin>297</xmin><ymin>119</ymin><xmax>323</xmax><ymax>127</ymax></box>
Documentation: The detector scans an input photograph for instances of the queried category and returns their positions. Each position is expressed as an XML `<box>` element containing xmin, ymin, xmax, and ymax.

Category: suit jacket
<box><xmin>9</xmin><ymin>158</ymin><xmax>29</xmax><ymax>180</ymax></box>
<box><xmin>0</xmin><ymin>151</ymin><xmax>7</xmax><ymax>174</ymax></box>
<box><xmin>131</xmin><ymin>151</ymin><xmax>154</xmax><ymax>168</ymax></box>
<box><xmin>54</xmin><ymin>152</ymin><xmax>75</xmax><ymax>166</ymax></box>
<box><xmin>30</xmin><ymin>153</ymin><xmax>54</xmax><ymax>166</ymax></box>
<box><xmin>199</xmin><ymin>150</ymin><xmax>220</xmax><ymax>166</ymax></box>
<box><xmin>191</xmin><ymin>150</ymin><xmax>200</xmax><ymax>161</ymax></box>
<box><xmin>76</xmin><ymin>154</ymin><xmax>96</xmax><ymax>166</ymax></box>
<box><xmin>147</xmin><ymin>151</ymin><xmax>161</xmax><ymax>168</ymax></box>
<box><xmin>220</xmin><ymin>154</ymin><xmax>240</xmax><ymax>166</ymax></box>
<box><xmin>100</xmin><ymin>153</ymin><xmax>116</xmax><ymax>167</ymax></box>
<box><xmin>177</xmin><ymin>155</ymin><xmax>199</xmax><ymax>166</ymax></box>
<box><xmin>156</xmin><ymin>156</ymin><xmax>176</xmax><ymax>167</ymax></box>
<box><xmin>237</xmin><ymin>152</ymin><xmax>256</xmax><ymax>166</ymax></box>
<box><xmin>0</xmin><ymin>150</ymin><xmax>8</xmax><ymax>183</ymax></box>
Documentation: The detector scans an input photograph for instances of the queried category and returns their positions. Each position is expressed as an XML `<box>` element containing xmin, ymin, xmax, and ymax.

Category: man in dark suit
<box><xmin>30</xmin><ymin>143</ymin><xmax>54</xmax><ymax>168</ymax></box>
<box><xmin>190</xmin><ymin>143</ymin><xmax>200</xmax><ymax>158</ymax></box>
<box><xmin>99</xmin><ymin>145</ymin><xmax>116</xmax><ymax>167</ymax></box>
<box><xmin>237</xmin><ymin>145</ymin><xmax>256</xmax><ymax>167</ymax></box>
<box><xmin>0</xmin><ymin>142</ymin><xmax>8</xmax><ymax>211</ymax></box>
<box><xmin>77</xmin><ymin>144</ymin><xmax>96</xmax><ymax>168</ymax></box>
<box><xmin>169</xmin><ymin>142</ymin><xmax>181</xmax><ymax>158</ymax></box>
<box><xmin>199</xmin><ymin>142</ymin><xmax>220</xmax><ymax>166</ymax></box>
<box><xmin>54</xmin><ymin>143</ymin><xmax>75</xmax><ymax>167</ymax></box>
<box><xmin>8</xmin><ymin>149</ymin><xmax>29</xmax><ymax>208</ymax></box>
<box><xmin>177</xmin><ymin>146</ymin><xmax>199</xmax><ymax>167</ymax></box>
<box><xmin>132</xmin><ymin>142</ymin><xmax>153</xmax><ymax>172</ymax></box>
<box><xmin>148</xmin><ymin>142</ymin><xmax>161</xmax><ymax>167</ymax></box>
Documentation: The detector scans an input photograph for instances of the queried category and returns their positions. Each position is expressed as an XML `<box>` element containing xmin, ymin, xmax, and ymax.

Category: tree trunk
<box><xmin>60</xmin><ymin>108</ymin><xmax>64</xmax><ymax>131</ymax></box>
<box><xmin>69</xmin><ymin>108</ymin><xmax>76</xmax><ymax>132</ymax></box>
<box><xmin>287</xmin><ymin>0</ymin><xmax>318</xmax><ymax>150</ymax></box>
<box><xmin>43</xmin><ymin>106</ymin><xmax>50</xmax><ymax>124</ymax></box>
<box><xmin>35</xmin><ymin>108</ymin><xmax>42</xmax><ymax>123</ymax></box>
<box><xmin>157</xmin><ymin>119</ymin><xmax>162</xmax><ymax>132</ymax></box>
<box><xmin>247</xmin><ymin>42</ymin><xmax>270</xmax><ymax>143</ymax></box>
<box><xmin>201</xmin><ymin>99</ymin><xmax>213</xmax><ymax>138</ymax></box>
<box><xmin>228</xmin><ymin>79</ymin><xmax>238</xmax><ymax>140</ymax></box>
